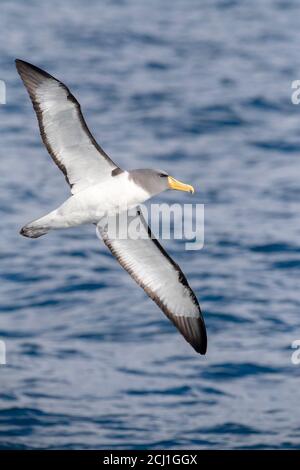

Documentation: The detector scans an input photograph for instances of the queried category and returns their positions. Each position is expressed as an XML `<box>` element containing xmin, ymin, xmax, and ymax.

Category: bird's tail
<box><xmin>20</xmin><ymin>224</ymin><xmax>50</xmax><ymax>238</ymax></box>
<box><xmin>20</xmin><ymin>213</ymin><xmax>54</xmax><ymax>239</ymax></box>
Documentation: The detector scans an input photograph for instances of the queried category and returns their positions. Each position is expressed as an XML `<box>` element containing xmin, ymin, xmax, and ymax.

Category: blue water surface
<box><xmin>1</xmin><ymin>0</ymin><xmax>300</xmax><ymax>449</ymax></box>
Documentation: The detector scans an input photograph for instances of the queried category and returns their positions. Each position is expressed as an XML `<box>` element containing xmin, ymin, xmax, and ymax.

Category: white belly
<box><xmin>53</xmin><ymin>172</ymin><xmax>150</xmax><ymax>227</ymax></box>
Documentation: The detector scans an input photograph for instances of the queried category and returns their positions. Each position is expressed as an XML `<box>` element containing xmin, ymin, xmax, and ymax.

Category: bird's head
<box><xmin>129</xmin><ymin>169</ymin><xmax>195</xmax><ymax>197</ymax></box>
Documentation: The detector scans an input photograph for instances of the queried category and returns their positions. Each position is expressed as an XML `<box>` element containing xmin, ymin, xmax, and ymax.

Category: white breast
<box><xmin>57</xmin><ymin>171</ymin><xmax>151</xmax><ymax>224</ymax></box>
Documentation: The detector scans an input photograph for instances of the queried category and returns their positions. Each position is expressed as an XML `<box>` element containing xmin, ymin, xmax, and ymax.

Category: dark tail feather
<box><xmin>20</xmin><ymin>224</ymin><xmax>49</xmax><ymax>239</ymax></box>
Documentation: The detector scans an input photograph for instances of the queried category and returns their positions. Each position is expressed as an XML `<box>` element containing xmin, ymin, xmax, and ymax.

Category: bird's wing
<box><xmin>96</xmin><ymin>208</ymin><xmax>207</xmax><ymax>354</ymax></box>
<box><xmin>16</xmin><ymin>59</ymin><xmax>119</xmax><ymax>194</ymax></box>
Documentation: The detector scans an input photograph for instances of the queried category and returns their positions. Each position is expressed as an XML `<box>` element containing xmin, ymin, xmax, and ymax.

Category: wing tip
<box><xmin>186</xmin><ymin>316</ymin><xmax>207</xmax><ymax>355</ymax></box>
<box><xmin>15</xmin><ymin>58</ymin><xmax>35</xmax><ymax>72</ymax></box>
<box><xmin>15</xmin><ymin>58</ymin><xmax>55</xmax><ymax>82</ymax></box>
<box><xmin>15</xmin><ymin>59</ymin><xmax>27</xmax><ymax>76</ymax></box>
<box><xmin>174</xmin><ymin>314</ymin><xmax>207</xmax><ymax>355</ymax></box>
<box><xmin>194</xmin><ymin>320</ymin><xmax>207</xmax><ymax>355</ymax></box>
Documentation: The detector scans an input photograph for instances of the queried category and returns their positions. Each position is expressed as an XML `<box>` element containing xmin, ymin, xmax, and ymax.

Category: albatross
<box><xmin>16</xmin><ymin>59</ymin><xmax>207</xmax><ymax>355</ymax></box>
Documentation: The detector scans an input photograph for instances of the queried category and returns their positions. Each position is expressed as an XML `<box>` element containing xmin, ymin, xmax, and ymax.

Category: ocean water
<box><xmin>1</xmin><ymin>0</ymin><xmax>300</xmax><ymax>449</ymax></box>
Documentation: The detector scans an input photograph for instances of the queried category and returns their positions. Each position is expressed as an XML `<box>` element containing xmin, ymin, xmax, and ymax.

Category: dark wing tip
<box><xmin>171</xmin><ymin>315</ymin><xmax>207</xmax><ymax>355</ymax></box>
<box><xmin>196</xmin><ymin>317</ymin><xmax>207</xmax><ymax>355</ymax></box>
<box><xmin>15</xmin><ymin>59</ymin><xmax>55</xmax><ymax>80</ymax></box>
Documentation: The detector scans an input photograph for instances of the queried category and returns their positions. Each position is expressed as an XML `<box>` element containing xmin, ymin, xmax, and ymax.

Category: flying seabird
<box><xmin>16</xmin><ymin>59</ymin><xmax>207</xmax><ymax>355</ymax></box>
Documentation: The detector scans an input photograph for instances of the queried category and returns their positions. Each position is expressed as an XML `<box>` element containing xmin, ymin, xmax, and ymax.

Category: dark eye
<box><xmin>159</xmin><ymin>173</ymin><xmax>168</xmax><ymax>177</ymax></box>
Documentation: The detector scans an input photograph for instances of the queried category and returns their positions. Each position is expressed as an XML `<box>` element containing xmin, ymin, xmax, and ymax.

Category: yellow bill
<box><xmin>168</xmin><ymin>176</ymin><xmax>195</xmax><ymax>194</ymax></box>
